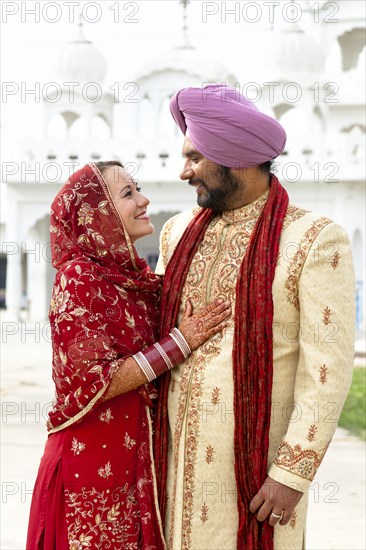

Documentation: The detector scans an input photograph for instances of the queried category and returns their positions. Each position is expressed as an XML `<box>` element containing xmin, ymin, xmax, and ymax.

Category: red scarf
<box><xmin>48</xmin><ymin>163</ymin><xmax>162</xmax><ymax>430</ymax></box>
<box><xmin>154</xmin><ymin>174</ymin><xmax>289</xmax><ymax>549</ymax></box>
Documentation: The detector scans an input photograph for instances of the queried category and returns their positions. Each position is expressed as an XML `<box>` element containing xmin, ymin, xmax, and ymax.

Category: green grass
<box><xmin>338</xmin><ymin>367</ymin><xmax>366</xmax><ymax>440</ymax></box>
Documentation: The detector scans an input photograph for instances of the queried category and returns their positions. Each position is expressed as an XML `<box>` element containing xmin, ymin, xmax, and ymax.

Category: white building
<box><xmin>1</xmin><ymin>0</ymin><xmax>365</xmax><ymax>336</ymax></box>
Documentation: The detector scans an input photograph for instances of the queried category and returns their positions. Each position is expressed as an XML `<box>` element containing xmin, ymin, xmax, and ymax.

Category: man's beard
<box><xmin>196</xmin><ymin>166</ymin><xmax>240</xmax><ymax>212</ymax></box>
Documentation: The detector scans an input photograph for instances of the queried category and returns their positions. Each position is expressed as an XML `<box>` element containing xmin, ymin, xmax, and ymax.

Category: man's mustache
<box><xmin>189</xmin><ymin>178</ymin><xmax>206</xmax><ymax>187</ymax></box>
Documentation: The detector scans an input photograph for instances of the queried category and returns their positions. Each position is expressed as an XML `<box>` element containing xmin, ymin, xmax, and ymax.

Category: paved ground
<box><xmin>1</xmin><ymin>317</ymin><xmax>365</xmax><ymax>550</ymax></box>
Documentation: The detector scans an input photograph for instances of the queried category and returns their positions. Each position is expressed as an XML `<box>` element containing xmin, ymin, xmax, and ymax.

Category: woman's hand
<box><xmin>178</xmin><ymin>299</ymin><xmax>231</xmax><ymax>351</ymax></box>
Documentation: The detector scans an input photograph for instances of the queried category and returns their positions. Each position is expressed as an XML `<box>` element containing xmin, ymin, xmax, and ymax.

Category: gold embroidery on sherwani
<box><xmin>289</xmin><ymin>510</ymin><xmax>297</xmax><ymax>529</ymax></box>
<box><xmin>331</xmin><ymin>251</ymin><xmax>340</xmax><ymax>269</ymax></box>
<box><xmin>323</xmin><ymin>307</ymin><xmax>332</xmax><ymax>326</ymax></box>
<box><xmin>274</xmin><ymin>441</ymin><xmax>322</xmax><ymax>481</ymax></box>
<box><xmin>306</xmin><ymin>425</ymin><xmax>318</xmax><ymax>442</ymax></box>
<box><xmin>166</xmin><ymin>193</ymin><xmax>269</xmax><ymax>550</ymax></box>
<box><xmin>205</xmin><ymin>445</ymin><xmax>214</xmax><ymax>464</ymax></box>
<box><xmin>319</xmin><ymin>364</ymin><xmax>328</xmax><ymax>384</ymax></box>
<box><xmin>282</xmin><ymin>205</ymin><xmax>308</xmax><ymax>231</ymax></box>
<box><xmin>200</xmin><ymin>504</ymin><xmax>209</xmax><ymax>524</ymax></box>
<box><xmin>211</xmin><ymin>387</ymin><xmax>220</xmax><ymax>405</ymax></box>
<box><xmin>285</xmin><ymin>217</ymin><xmax>331</xmax><ymax>310</ymax></box>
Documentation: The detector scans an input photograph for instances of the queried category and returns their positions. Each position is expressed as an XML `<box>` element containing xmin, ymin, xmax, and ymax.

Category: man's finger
<box><xmin>279</xmin><ymin>509</ymin><xmax>292</xmax><ymax>526</ymax></box>
<box><xmin>249</xmin><ymin>491</ymin><xmax>264</xmax><ymax>514</ymax></box>
<box><xmin>268</xmin><ymin>510</ymin><xmax>283</xmax><ymax>527</ymax></box>
<box><xmin>256</xmin><ymin>501</ymin><xmax>272</xmax><ymax>522</ymax></box>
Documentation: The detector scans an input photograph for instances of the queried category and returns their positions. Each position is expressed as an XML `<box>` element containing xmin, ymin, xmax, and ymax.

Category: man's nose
<box><xmin>180</xmin><ymin>162</ymin><xmax>194</xmax><ymax>181</ymax></box>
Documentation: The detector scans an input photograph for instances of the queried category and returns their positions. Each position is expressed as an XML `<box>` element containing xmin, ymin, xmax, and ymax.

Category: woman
<box><xmin>26</xmin><ymin>161</ymin><xmax>230</xmax><ymax>550</ymax></box>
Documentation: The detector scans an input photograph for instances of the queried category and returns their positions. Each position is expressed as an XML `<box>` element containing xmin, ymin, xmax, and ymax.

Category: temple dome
<box><xmin>273</xmin><ymin>23</ymin><xmax>324</xmax><ymax>76</ymax></box>
<box><xmin>57</xmin><ymin>22</ymin><xmax>107</xmax><ymax>86</ymax></box>
<box><xmin>136</xmin><ymin>44</ymin><xmax>236</xmax><ymax>85</ymax></box>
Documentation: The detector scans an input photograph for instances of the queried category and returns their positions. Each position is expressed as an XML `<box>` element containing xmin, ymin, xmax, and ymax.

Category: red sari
<box><xmin>26</xmin><ymin>164</ymin><xmax>165</xmax><ymax>550</ymax></box>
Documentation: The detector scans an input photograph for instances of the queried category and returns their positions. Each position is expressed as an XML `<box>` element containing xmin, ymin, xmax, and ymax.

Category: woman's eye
<box><xmin>136</xmin><ymin>186</ymin><xmax>141</xmax><ymax>192</ymax></box>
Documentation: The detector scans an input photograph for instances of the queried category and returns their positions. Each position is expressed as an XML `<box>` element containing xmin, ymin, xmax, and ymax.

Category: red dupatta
<box><xmin>47</xmin><ymin>163</ymin><xmax>162</xmax><ymax>431</ymax></box>
<box><xmin>154</xmin><ymin>174</ymin><xmax>289</xmax><ymax>549</ymax></box>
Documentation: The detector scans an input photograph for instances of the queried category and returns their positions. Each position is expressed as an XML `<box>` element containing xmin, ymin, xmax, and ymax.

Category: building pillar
<box><xmin>3</xmin><ymin>245</ymin><xmax>22</xmax><ymax>320</ymax></box>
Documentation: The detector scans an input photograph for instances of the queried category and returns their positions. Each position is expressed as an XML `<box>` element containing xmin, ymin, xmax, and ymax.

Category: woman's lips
<box><xmin>135</xmin><ymin>211</ymin><xmax>150</xmax><ymax>220</ymax></box>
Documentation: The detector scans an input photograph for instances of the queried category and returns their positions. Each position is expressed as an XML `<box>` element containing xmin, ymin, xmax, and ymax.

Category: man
<box><xmin>154</xmin><ymin>84</ymin><xmax>355</xmax><ymax>550</ymax></box>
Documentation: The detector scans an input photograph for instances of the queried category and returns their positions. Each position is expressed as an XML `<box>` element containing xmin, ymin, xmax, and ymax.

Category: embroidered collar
<box><xmin>221</xmin><ymin>189</ymin><xmax>270</xmax><ymax>224</ymax></box>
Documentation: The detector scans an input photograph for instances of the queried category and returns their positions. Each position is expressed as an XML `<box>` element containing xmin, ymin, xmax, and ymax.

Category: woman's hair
<box><xmin>94</xmin><ymin>160</ymin><xmax>124</xmax><ymax>175</ymax></box>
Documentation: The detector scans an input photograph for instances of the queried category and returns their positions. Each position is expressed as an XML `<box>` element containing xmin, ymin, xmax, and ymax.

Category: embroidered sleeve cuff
<box><xmin>268</xmin><ymin>462</ymin><xmax>310</xmax><ymax>493</ymax></box>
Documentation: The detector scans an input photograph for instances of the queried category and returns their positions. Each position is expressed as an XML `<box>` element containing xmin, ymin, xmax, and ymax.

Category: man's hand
<box><xmin>249</xmin><ymin>476</ymin><xmax>303</xmax><ymax>527</ymax></box>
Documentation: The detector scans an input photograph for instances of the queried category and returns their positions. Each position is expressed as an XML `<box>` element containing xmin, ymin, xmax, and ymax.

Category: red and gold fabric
<box><xmin>27</xmin><ymin>164</ymin><xmax>165</xmax><ymax>550</ymax></box>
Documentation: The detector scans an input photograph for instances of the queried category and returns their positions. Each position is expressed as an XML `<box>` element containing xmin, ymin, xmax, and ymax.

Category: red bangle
<box><xmin>133</xmin><ymin>330</ymin><xmax>190</xmax><ymax>381</ymax></box>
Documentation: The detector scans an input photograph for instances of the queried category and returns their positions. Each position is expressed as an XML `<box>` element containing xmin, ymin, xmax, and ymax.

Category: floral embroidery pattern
<box><xmin>285</xmin><ymin>218</ymin><xmax>331</xmax><ymax>310</ymax></box>
<box><xmin>323</xmin><ymin>307</ymin><xmax>332</xmax><ymax>326</ymax></box>
<box><xmin>307</xmin><ymin>425</ymin><xmax>318</xmax><ymax>442</ymax></box>
<box><xmin>77</xmin><ymin>203</ymin><xmax>94</xmax><ymax>226</ymax></box>
<box><xmin>50</xmin><ymin>284</ymin><xmax>70</xmax><ymax>315</ymax></box>
<box><xmin>66</xmin><ymin>484</ymin><xmax>140</xmax><ymax>549</ymax></box>
<box><xmin>124</xmin><ymin>433</ymin><xmax>136</xmax><ymax>450</ymax></box>
<box><xmin>99</xmin><ymin>408</ymin><xmax>114</xmax><ymax>423</ymax></box>
<box><xmin>71</xmin><ymin>437</ymin><xmax>86</xmax><ymax>456</ymax></box>
<box><xmin>289</xmin><ymin>510</ymin><xmax>297</xmax><ymax>529</ymax></box>
<box><xmin>331</xmin><ymin>251</ymin><xmax>340</xmax><ymax>269</ymax></box>
<box><xmin>200</xmin><ymin>504</ymin><xmax>209</xmax><ymax>524</ymax></box>
<box><xmin>282</xmin><ymin>205</ymin><xmax>308</xmax><ymax>231</ymax></box>
<box><xmin>205</xmin><ymin>445</ymin><xmax>214</xmax><ymax>464</ymax></box>
<box><xmin>211</xmin><ymin>387</ymin><xmax>220</xmax><ymax>405</ymax></box>
<box><xmin>274</xmin><ymin>441</ymin><xmax>321</xmax><ymax>481</ymax></box>
<box><xmin>97</xmin><ymin>461</ymin><xmax>113</xmax><ymax>479</ymax></box>
<box><xmin>319</xmin><ymin>364</ymin><xmax>328</xmax><ymax>385</ymax></box>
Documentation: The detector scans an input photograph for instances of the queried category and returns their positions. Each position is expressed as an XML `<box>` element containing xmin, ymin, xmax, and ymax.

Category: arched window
<box><xmin>91</xmin><ymin>114</ymin><xmax>111</xmax><ymax>140</ymax></box>
<box><xmin>47</xmin><ymin>114</ymin><xmax>67</xmax><ymax>140</ymax></box>
<box><xmin>337</xmin><ymin>27</ymin><xmax>366</xmax><ymax>71</ymax></box>
<box><xmin>69</xmin><ymin>117</ymin><xmax>89</xmax><ymax>140</ymax></box>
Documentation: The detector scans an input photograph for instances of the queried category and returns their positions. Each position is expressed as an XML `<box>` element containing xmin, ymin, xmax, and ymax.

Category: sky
<box><xmin>1</xmin><ymin>0</ymin><xmax>338</xmax><ymax>143</ymax></box>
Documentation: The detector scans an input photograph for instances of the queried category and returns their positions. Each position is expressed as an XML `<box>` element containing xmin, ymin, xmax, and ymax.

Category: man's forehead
<box><xmin>182</xmin><ymin>135</ymin><xmax>201</xmax><ymax>156</ymax></box>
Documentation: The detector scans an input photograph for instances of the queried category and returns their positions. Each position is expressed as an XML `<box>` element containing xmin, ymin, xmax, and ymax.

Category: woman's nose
<box><xmin>138</xmin><ymin>193</ymin><xmax>150</xmax><ymax>207</ymax></box>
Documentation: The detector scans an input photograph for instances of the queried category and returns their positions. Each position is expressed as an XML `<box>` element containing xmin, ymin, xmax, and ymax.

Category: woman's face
<box><xmin>103</xmin><ymin>166</ymin><xmax>154</xmax><ymax>243</ymax></box>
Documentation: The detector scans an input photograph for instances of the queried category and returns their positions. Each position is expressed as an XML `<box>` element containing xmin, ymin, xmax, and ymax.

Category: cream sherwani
<box><xmin>156</xmin><ymin>193</ymin><xmax>355</xmax><ymax>550</ymax></box>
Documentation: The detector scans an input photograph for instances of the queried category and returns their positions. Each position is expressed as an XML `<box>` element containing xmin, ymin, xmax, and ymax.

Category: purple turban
<box><xmin>170</xmin><ymin>84</ymin><xmax>286</xmax><ymax>168</ymax></box>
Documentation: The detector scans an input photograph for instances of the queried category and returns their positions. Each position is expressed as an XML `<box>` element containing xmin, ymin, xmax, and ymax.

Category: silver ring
<box><xmin>271</xmin><ymin>512</ymin><xmax>282</xmax><ymax>519</ymax></box>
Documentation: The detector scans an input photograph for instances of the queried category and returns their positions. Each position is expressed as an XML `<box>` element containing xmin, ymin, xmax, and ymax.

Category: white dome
<box><xmin>136</xmin><ymin>45</ymin><xmax>236</xmax><ymax>85</ymax></box>
<box><xmin>57</xmin><ymin>24</ymin><xmax>107</xmax><ymax>86</ymax></box>
<box><xmin>273</xmin><ymin>24</ymin><xmax>324</xmax><ymax>75</ymax></box>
